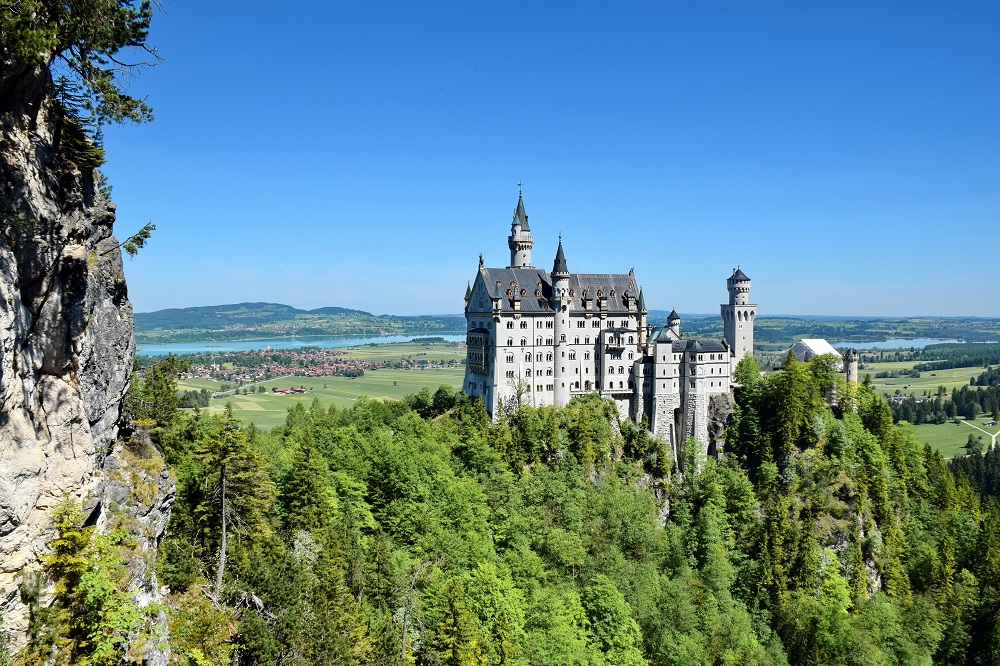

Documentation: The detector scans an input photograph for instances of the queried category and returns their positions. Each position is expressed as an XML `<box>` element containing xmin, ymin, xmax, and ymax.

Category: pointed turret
<box><xmin>464</xmin><ymin>281</ymin><xmax>472</xmax><ymax>310</ymax></box>
<box><xmin>508</xmin><ymin>191</ymin><xmax>534</xmax><ymax>267</ymax></box>
<box><xmin>668</xmin><ymin>308</ymin><xmax>681</xmax><ymax>338</ymax></box>
<box><xmin>513</xmin><ymin>192</ymin><xmax>529</xmax><ymax>231</ymax></box>
<box><xmin>551</xmin><ymin>237</ymin><xmax>569</xmax><ymax>279</ymax></box>
<box><xmin>637</xmin><ymin>288</ymin><xmax>647</xmax><ymax>313</ymax></box>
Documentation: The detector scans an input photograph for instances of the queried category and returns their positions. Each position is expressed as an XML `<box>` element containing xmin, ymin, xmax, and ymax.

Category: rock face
<box><xmin>0</xmin><ymin>61</ymin><xmax>172</xmax><ymax>659</ymax></box>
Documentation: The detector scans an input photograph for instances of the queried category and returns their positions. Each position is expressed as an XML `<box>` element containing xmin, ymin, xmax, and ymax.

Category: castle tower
<box><xmin>721</xmin><ymin>267</ymin><xmax>756</xmax><ymax>362</ymax></box>
<box><xmin>637</xmin><ymin>288</ymin><xmax>648</xmax><ymax>346</ymax></box>
<box><xmin>551</xmin><ymin>238</ymin><xmax>571</xmax><ymax>407</ymax></box>
<box><xmin>844</xmin><ymin>348</ymin><xmax>859</xmax><ymax>384</ymax></box>
<box><xmin>667</xmin><ymin>308</ymin><xmax>681</xmax><ymax>339</ymax></box>
<box><xmin>508</xmin><ymin>191</ymin><xmax>534</xmax><ymax>268</ymax></box>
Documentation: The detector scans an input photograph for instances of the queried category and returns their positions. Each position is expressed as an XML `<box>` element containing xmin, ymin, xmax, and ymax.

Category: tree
<box><xmin>1</xmin><ymin>0</ymin><xmax>158</xmax><ymax>126</ymax></box>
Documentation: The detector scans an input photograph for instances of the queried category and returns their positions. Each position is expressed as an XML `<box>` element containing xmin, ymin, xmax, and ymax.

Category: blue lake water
<box><xmin>831</xmin><ymin>338</ymin><xmax>961</xmax><ymax>350</ymax></box>
<box><xmin>137</xmin><ymin>333</ymin><xmax>466</xmax><ymax>356</ymax></box>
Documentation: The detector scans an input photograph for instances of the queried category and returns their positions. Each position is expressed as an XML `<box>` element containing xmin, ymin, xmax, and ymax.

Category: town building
<box><xmin>463</xmin><ymin>193</ymin><xmax>757</xmax><ymax>451</ymax></box>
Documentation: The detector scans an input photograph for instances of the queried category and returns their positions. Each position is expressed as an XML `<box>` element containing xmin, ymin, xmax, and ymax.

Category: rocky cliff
<box><xmin>0</xmin><ymin>61</ymin><xmax>173</xmax><ymax>657</ymax></box>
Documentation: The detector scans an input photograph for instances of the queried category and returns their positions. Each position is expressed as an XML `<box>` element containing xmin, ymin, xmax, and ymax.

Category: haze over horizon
<box><xmin>103</xmin><ymin>1</ymin><xmax>999</xmax><ymax>318</ymax></box>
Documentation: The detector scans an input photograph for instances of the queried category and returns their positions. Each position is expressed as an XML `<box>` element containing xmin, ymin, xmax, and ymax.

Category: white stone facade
<box><xmin>464</xmin><ymin>194</ymin><xmax>755</xmax><ymax>452</ymax></box>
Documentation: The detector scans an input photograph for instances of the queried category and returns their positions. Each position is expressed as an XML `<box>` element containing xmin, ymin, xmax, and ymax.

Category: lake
<box><xmin>137</xmin><ymin>333</ymin><xmax>466</xmax><ymax>356</ymax></box>
<box><xmin>831</xmin><ymin>338</ymin><xmax>961</xmax><ymax>350</ymax></box>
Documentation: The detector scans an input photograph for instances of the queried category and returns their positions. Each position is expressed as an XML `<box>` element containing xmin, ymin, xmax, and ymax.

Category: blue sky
<box><xmin>102</xmin><ymin>1</ymin><xmax>1000</xmax><ymax>317</ymax></box>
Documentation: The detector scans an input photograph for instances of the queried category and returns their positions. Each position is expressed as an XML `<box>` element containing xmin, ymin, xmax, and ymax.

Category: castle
<box><xmin>464</xmin><ymin>193</ymin><xmax>757</xmax><ymax>452</ymax></box>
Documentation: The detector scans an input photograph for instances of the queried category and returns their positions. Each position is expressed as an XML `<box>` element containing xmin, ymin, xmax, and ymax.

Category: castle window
<box><xmin>547</xmin><ymin>353</ymin><xmax>553</xmax><ymax>361</ymax></box>
<box><xmin>597</xmin><ymin>290</ymin><xmax>603</xmax><ymax>298</ymax></box>
<box><xmin>546</xmin><ymin>369</ymin><xmax>552</xmax><ymax>376</ymax></box>
<box><xmin>578</xmin><ymin>321</ymin><xmax>585</xmax><ymax>328</ymax></box>
<box><xmin>609</xmin><ymin>367</ymin><xmax>614</xmax><ymax>374</ymax></box>
<box><xmin>569</xmin><ymin>351</ymin><xmax>576</xmax><ymax>360</ymax></box>
<box><xmin>520</xmin><ymin>321</ymin><xmax>527</xmax><ymax>329</ymax></box>
<box><xmin>628</xmin><ymin>336</ymin><xmax>634</xmax><ymax>344</ymax></box>
<box><xmin>575</xmin><ymin>381</ymin><xmax>580</xmax><ymax>389</ymax></box>
<box><xmin>691</xmin><ymin>381</ymin><xmax>695</xmax><ymax>388</ymax></box>
<box><xmin>585</xmin><ymin>381</ymin><xmax>592</xmax><ymax>390</ymax></box>
<box><xmin>584</xmin><ymin>352</ymin><xmax>591</xmax><ymax>360</ymax></box>
<box><xmin>506</xmin><ymin>371</ymin><xmax>514</xmax><ymax>378</ymax></box>
<box><xmin>536</xmin><ymin>337</ymin><xmax>542</xmax><ymax>345</ymax></box>
<box><xmin>537</xmin><ymin>385</ymin><xmax>543</xmax><ymax>392</ymax></box>
<box><xmin>619</xmin><ymin>366</ymin><xmax>624</xmax><ymax>374</ymax></box>
<box><xmin>507</xmin><ymin>321</ymin><xmax>514</xmax><ymax>329</ymax></box>
<box><xmin>507</xmin><ymin>338</ymin><xmax>513</xmax><ymax>346</ymax></box>
<box><xmin>593</xmin><ymin>321</ymin><xmax>600</xmax><ymax>328</ymax></box>
<box><xmin>575</xmin><ymin>337</ymin><xmax>580</xmax><ymax>344</ymax></box>
<box><xmin>560</xmin><ymin>334</ymin><xmax>566</xmax><ymax>342</ymax></box>
<box><xmin>520</xmin><ymin>338</ymin><xmax>527</xmax><ymax>346</ymax></box>
<box><xmin>546</xmin><ymin>338</ymin><xmax>553</xmax><ymax>345</ymax></box>
<box><xmin>628</xmin><ymin>352</ymin><xmax>633</xmax><ymax>360</ymax></box>
<box><xmin>619</xmin><ymin>381</ymin><xmax>624</xmax><ymax>388</ymax></box>
<box><xmin>609</xmin><ymin>381</ymin><xmax>613</xmax><ymax>389</ymax></box>
<box><xmin>506</xmin><ymin>354</ymin><xmax>514</xmax><ymax>363</ymax></box>
<box><xmin>537</xmin><ymin>370</ymin><xmax>542</xmax><ymax>376</ymax></box>
<box><xmin>525</xmin><ymin>353</ymin><xmax>531</xmax><ymax>362</ymax></box>
<box><xmin>547</xmin><ymin>384</ymin><xmax>553</xmax><ymax>391</ymax></box>
<box><xmin>525</xmin><ymin>369</ymin><xmax>531</xmax><ymax>377</ymax></box>
<box><xmin>610</xmin><ymin>290</ymin><xmax>615</xmax><ymax>298</ymax></box>
<box><xmin>546</xmin><ymin>321</ymin><xmax>553</xmax><ymax>329</ymax></box>
<box><xmin>536</xmin><ymin>353</ymin><xmax>542</xmax><ymax>361</ymax></box>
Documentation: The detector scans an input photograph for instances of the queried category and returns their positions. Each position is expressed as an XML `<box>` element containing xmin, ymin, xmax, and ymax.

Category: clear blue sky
<box><xmin>102</xmin><ymin>1</ymin><xmax>1000</xmax><ymax>317</ymax></box>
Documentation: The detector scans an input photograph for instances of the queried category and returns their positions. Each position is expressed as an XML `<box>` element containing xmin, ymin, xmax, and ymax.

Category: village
<box><xmin>179</xmin><ymin>345</ymin><xmax>464</xmax><ymax>393</ymax></box>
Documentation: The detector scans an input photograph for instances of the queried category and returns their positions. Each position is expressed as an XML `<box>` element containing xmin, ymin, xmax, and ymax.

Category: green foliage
<box><xmin>18</xmin><ymin>500</ymin><xmax>144</xmax><ymax>665</ymax></box>
<box><xmin>127</xmin><ymin>369</ymin><xmax>1000</xmax><ymax>666</ymax></box>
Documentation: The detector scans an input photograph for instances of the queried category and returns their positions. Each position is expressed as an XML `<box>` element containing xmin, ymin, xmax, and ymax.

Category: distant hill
<box><xmin>135</xmin><ymin>302</ymin><xmax>465</xmax><ymax>344</ymax></box>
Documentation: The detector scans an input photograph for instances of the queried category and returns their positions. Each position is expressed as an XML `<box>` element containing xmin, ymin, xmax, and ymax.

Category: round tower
<box><xmin>552</xmin><ymin>237</ymin><xmax>571</xmax><ymax>408</ymax></box>
<box><xmin>844</xmin><ymin>348</ymin><xmax>859</xmax><ymax>384</ymax></box>
<box><xmin>508</xmin><ymin>191</ymin><xmax>534</xmax><ymax>268</ymax></box>
<box><xmin>667</xmin><ymin>308</ymin><xmax>681</xmax><ymax>339</ymax></box>
<box><xmin>721</xmin><ymin>267</ymin><xmax>756</xmax><ymax>362</ymax></box>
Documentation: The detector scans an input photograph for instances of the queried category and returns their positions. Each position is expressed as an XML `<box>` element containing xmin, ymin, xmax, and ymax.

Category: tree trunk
<box><xmin>215</xmin><ymin>462</ymin><xmax>227</xmax><ymax>601</ymax></box>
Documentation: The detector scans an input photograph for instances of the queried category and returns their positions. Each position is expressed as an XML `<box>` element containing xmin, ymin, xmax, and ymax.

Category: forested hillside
<box><xmin>14</xmin><ymin>354</ymin><xmax>1000</xmax><ymax>664</ymax></box>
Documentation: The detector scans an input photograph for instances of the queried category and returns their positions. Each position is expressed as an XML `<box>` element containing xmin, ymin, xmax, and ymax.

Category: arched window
<box><xmin>536</xmin><ymin>337</ymin><xmax>543</xmax><ymax>345</ymax></box>
<box><xmin>608</xmin><ymin>381</ymin><xmax>613</xmax><ymax>389</ymax></box>
<box><xmin>520</xmin><ymin>321</ymin><xmax>528</xmax><ymax>329</ymax></box>
<box><xmin>569</xmin><ymin>352</ymin><xmax>576</xmax><ymax>360</ymax></box>
<box><xmin>506</xmin><ymin>354</ymin><xmax>514</xmax><ymax>363</ymax></box>
<box><xmin>525</xmin><ymin>353</ymin><xmax>531</xmax><ymax>362</ymax></box>
<box><xmin>628</xmin><ymin>336</ymin><xmax>634</xmax><ymax>344</ymax></box>
<box><xmin>574</xmin><ymin>337</ymin><xmax>580</xmax><ymax>344</ymax></box>
<box><xmin>609</xmin><ymin>367</ymin><xmax>615</xmax><ymax>374</ymax></box>
<box><xmin>546</xmin><ymin>353</ymin><xmax>553</xmax><ymax>361</ymax></box>
<box><xmin>520</xmin><ymin>338</ymin><xmax>527</xmax><ymax>346</ymax></box>
<box><xmin>525</xmin><ymin>369</ymin><xmax>531</xmax><ymax>377</ymax></box>
<box><xmin>619</xmin><ymin>366</ymin><xmax>624</xmax><ymax>374</ymax></box>
<box><xmin>536</xmin><ymin>353</ymin><xmax>542</xmax><ymax>362</ymax></box>
<box><xmin>507</xmin><ymin>338</ymin><xmax>513</xmax><ymax>346</ymax></box>
<box><xmin>585</xmin><ymin>380</ymin><xmax>592</xmax><ymax>390</ymax></box>
<box><xmin>584</xmin><ymin>352</ymin><xmax>591</xmax><ymax>360</ymax></box>
<box><xmin>619</xmin><ymin>381</ymin><xmax>624</xmax><ymax>388</ymax></box>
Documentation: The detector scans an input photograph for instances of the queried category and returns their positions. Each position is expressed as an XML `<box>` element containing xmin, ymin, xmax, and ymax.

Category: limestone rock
<box><xmin>0</xmin><ymin>61</ymin><xmax>173</xmax><ymax>659</ymax></box>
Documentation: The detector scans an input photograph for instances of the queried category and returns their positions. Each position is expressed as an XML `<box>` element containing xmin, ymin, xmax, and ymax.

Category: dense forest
<box><xmin>10</xmin><ymin>353</ymin><xmax>1000</xmax><ymax>665</ymax></box>
<box><xmin>888</xmin><ymin>366</ymin><xmax>1000</xmax><ymax>425</ymax></box>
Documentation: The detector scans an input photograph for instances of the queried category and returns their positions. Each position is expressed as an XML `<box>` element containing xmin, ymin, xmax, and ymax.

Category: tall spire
<box><xmin>508</xmin><ymin>190</ymin><xmax>534</xmax><ymax>268</ymax></box>
<box><xmin>637</xmin><ymin>287</ymin><xmax>646</xmax><ymax>313</ymax></box>
<box><xmin>552</xmin><ymin>235</ymin><xmax>569</xmax><ymax>278</ymax></box>
<box><xmin>513</xmin><ymin>192</ymin><xmax>529</xmax><ymax>231</ymax></box>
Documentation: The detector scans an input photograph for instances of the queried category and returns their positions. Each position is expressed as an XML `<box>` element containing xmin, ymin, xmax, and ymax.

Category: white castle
<box><xmin>464</xmin><ymin>193</ymin><xmax>757</xmax><ymax>452</ymax></box>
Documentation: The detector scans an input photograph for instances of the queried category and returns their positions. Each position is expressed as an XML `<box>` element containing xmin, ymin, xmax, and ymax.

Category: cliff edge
<box><xmin>0</xmin><ymin>58</ymin><xmax>172</xmax><ymax>658</ymax></box>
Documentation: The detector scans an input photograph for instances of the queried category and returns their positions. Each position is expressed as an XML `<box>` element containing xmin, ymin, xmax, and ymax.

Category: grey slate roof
<box><xmin>667</xmin><ymin>308</ymin><xmax>680</xmax><ymax>322</ymax></box>
<box><xmin>730</xmin><ymin>267</ymin><xmax>750</xmax><ymax>281</ymax></box>
<box><xmin>646</xmin><ymin>326</ymin><xmax>729</xmax><ymax>353</ymax></box>
<box><xmin>478</xmin><ymin>267</ymin><xmax>638</xmax><ymax>314</ymax></box>
<box><xmin>513</xmin><ymin>194</ymin><xmax>529</xmax><ymax>231</ymax></box>
<box><xmin>552</xmin><ymin>240</ymin><xmax>569</xmax><ymax>277</ymax></box>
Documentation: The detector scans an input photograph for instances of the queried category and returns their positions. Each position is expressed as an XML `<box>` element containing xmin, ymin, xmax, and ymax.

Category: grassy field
<box><xmin>857</xmin><ymin>360</ymin><xmax>986</xmax><ymax>396</ymax></box>
<box><xmin>910</xmin><ymin>415</ymin><xmax>1000</xmax><ymax>459</ymax></box>
<box><xmin>179</xmin><ymin>366</ymin><xmax>464</xmax><ymax>430</ymax></box>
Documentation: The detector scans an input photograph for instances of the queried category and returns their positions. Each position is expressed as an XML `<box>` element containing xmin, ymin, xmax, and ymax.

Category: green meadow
<box><xmin>180</xmin><ymin>366</ymin><xmax>464</xmax><ymax>430</ymax></box>
<box><xmin>856</xmin><ymin>360</ymin><xmax>985</xmax><ymax>396</ymax></box>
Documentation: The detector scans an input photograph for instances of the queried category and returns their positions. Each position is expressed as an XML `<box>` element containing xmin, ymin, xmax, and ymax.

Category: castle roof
<box><xmin>637</xmin><ymin>288</ymin><xmax>646</xmax><ymax>312</ymax></box>
<box><xmin>672</xmin><ymin>338</ymin><xmax>728</xmax><ymax>353</ymax></box>
<box><xmin>513</xmin><ymin>193</ymin><xmax>529</xmax><ymax>231</ymax></box>
<box><xmin>730</xmin><ymin>267</ymin><xmax>750</xmax><ymax>281</ymax></box>
<box><xmin>667</xmin><ymin>308</ymin><xmax>680</xmax><ymax>322</ymax></box>
<box><xmin>477</xmin><ymin>267</ymin><xmax>638</xmax><ymax>314</ymax></box>
<box><xmin>552</xmin><ymin>239</ymin><xmax>569</xmax><ymax>277</ymax></box>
